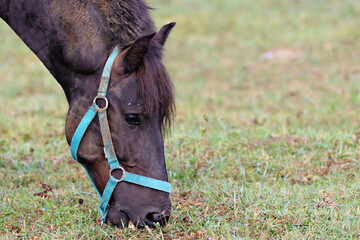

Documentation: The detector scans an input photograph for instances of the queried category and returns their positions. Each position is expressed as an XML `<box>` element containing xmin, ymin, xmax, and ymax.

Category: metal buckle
<box><xmin>93</xmin><ymin>94</ymin><xmax>109</xmax><ymax>110</ymax></box>
<box><xmin>109</xmin><ymin>166</ymin><xmax>126</xmax><ymax>182</ymax></box>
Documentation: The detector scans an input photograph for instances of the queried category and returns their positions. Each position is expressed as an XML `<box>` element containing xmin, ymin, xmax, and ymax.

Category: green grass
<box><xmin>1</xmin><ymin>0</ymin><xmax>360</xmax><ymax>238</ymax></box>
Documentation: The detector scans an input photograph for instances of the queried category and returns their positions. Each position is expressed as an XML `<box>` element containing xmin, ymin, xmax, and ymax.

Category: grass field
<box><xmin>1</xmin><ymin>0</ymin><xmax>360</xmax><ymax>239</ymax></box>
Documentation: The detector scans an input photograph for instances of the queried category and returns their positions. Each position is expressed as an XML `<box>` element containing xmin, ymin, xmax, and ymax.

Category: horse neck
<box><xmin>0</xmin><ymin>0</ymin><xmax>153</xmax><ymax>103</ymax></box>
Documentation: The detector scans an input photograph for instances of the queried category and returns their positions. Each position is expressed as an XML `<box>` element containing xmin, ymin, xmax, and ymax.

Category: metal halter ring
<box><xmin>109</xmin><ymin>166</ymin><xmax>126</xmax><ymax>183</ymax></box>
<box><xmin>93</xmin><ymin>94</ymin><xmax>109</xmax><ymax>110</ymax></box>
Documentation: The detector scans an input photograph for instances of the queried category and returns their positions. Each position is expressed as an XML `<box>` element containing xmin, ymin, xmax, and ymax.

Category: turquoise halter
<box><xmin>70</xmin><ymin>44</ymin><xmax>171</xmax><ymax>225</ymax></box>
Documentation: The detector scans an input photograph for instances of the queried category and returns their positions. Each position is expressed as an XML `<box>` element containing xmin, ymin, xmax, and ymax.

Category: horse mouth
<box><xmin>109</xmin><ymin>210</ymin><xmax>130</xmax><ymax>228</ymax></box>
<box><xmin>126</xmin><ymin>215</ymin><xmax>166</xmax><ymax>229</ymax></box>
<box><xmin>109</xmin><ymin>210</ymin><xmax>170</xmax><ymax>229</ymax></box>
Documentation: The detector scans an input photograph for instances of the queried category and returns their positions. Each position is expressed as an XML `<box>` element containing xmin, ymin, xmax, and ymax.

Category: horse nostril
<box><xmin>147</xmin><ymin>212</ymin><xmax>170</xmax><ymax>226</ymax></box>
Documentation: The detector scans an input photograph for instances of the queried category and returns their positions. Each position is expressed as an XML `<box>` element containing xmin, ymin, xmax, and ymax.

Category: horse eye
<box><xmin>126</xmin><ymin>114</ymin><xmax>140</xmax><ymax>125</ymax></box>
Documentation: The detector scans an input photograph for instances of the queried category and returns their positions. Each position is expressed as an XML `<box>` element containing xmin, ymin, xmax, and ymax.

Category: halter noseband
<box><xmin>70</xmin><ymin>44</ymin><xmax>171</xmax><ymax>225</ymax></box>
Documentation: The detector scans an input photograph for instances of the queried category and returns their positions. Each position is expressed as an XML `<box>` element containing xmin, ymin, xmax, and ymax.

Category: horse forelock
<box><xmin>137</xmin><ymin>47</ymin><xmax>175</xmax><ymax>130</ymax></box>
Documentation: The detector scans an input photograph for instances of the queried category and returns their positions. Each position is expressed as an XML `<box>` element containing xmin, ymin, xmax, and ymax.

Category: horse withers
<box><xmin>0</xmin><ymin>0</ymin><xmax>175</xmax><ymax>228</ymax></box>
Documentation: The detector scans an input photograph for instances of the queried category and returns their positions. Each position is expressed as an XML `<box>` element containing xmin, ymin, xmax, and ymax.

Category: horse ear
<box><xmin>122</xmin><ymin>33</ymin><xmax>155</xmax><ymax>73</ymax></box>
<box><xmin>152</xmin><ymin>22</ymin><xmax>176</xmax><ymax>46</ymax></box>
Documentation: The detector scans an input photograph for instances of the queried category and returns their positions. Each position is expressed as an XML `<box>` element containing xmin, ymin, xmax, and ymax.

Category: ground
<box><xmin>1</xmin><ymin>0</ymin><xmax>360</xmax><ymax>239</ymax></box>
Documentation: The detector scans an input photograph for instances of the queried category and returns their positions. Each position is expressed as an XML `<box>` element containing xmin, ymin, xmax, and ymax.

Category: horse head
<box><xmin>65</xmin><ymin>23</ymin><xmax>175</xmax><ymax>228</ymax></box>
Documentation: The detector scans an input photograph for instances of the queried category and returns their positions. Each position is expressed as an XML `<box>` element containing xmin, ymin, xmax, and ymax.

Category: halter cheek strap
<box><xmin>70</xmin><ymin>44</ymin><xmax>171</xmax><ymax>225</ymax></box>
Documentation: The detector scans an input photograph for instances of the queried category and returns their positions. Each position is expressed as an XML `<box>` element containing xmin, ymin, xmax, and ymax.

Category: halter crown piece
<box><xmin>70</xmin><ymin>44</ymin><xmax>171</xmax><ymax>225</ymax></box>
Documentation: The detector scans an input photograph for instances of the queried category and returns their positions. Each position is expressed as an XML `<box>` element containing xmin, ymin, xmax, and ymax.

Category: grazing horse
<box><xmin>0</xmin><ymin>0</ymin><xmax>175</xmax><ymax>228</ymax></box>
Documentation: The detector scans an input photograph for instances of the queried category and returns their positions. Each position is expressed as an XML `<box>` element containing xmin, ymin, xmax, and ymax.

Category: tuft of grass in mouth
<box><xmin>1</xmin><ymin>0</ymin><xmax>360</xmax><ymax>238</ymax></box>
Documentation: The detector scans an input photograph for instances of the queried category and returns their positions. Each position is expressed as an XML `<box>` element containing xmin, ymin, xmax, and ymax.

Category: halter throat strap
<box><xmin>70</xmin><ymin>44</ymin><xmax>171</xmax><ymax>224</ymax></box>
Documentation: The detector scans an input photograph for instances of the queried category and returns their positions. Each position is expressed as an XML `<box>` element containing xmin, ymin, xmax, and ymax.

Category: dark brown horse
<box><xmin>0</xmin><ymin>0</ymin><xmax>175</xmax><ymax>228</ymax></box>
